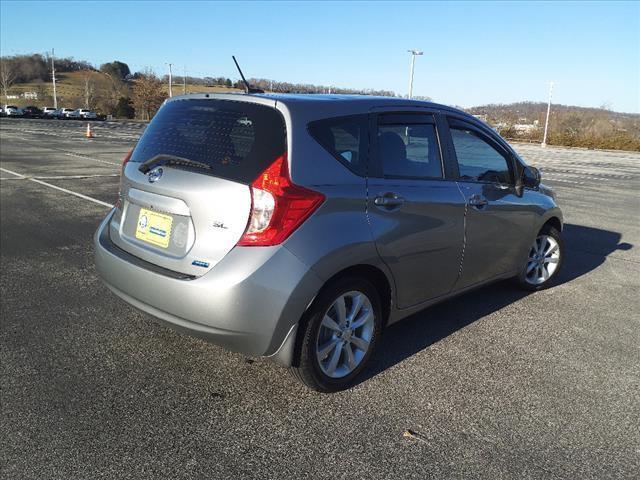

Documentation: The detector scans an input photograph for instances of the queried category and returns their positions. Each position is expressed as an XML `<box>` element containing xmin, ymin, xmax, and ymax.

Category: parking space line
<box><xmin>0</xmin><ymin>133</ymin><xmax>124</xmax><ymax>167</ymax></box>
<box><xmin>0</xmin><ymin>173</ymin><xmax>120</xmax><ymax>181</ymax></box>
<box><xmin>0</xmin><ymin>167</ymin><xmax>113</xmax><ymax>208</ymax></box>
<box><xmin>64</xmin><ymin>153</ymin><xmax>121</xmax><ymax>166</ymax></box>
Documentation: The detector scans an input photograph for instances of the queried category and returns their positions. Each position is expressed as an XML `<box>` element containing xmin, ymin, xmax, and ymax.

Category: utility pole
<box><xmin>183</xmin><ymin>66</ymin><xmax>187</xmax><ymax>95</ymax></box>
<box><xmin>51</xmin><ymin>48</ymin><xmax>57</xmax><ymax>109</ymax></box>
<box><xmin>407</xmin><ymin>50</ymin><xmax>423</xmax><ymax>99</ymax></box>
<box><xmin>542</xmin><ymin>81</ymin><xmax>554</xmax><ymax>148</ymax></box>
<box><xmin>166</xmin><ymin>63</ymin><xmax>173</xmax><ymax>97</ymax></box>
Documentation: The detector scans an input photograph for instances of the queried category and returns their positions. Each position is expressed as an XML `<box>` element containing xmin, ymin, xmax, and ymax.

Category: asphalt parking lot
<box><xmin>1</xmin><ymin>117</ymin><xmax>638</xmax><ymax>479</ymax></box>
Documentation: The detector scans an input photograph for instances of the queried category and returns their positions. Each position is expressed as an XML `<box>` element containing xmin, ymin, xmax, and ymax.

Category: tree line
<box><xmin>469</xmin><ymin>102</ymin><xmax>640</xmax><ymax>151</ymax></box>
<box><xmin>0</xmin><ymin>54</ymin><xmax>399</xmax><ymax>121</ymax></box>
<box><xmin>2</xmin><ymin>54</ymin><xmax>638</xmax><ymax>151</ymax></box>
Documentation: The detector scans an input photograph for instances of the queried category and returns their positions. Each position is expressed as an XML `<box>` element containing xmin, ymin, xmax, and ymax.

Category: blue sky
<box><xmin>1</xmin><ymin>1</ymin><xmax>639</xmax><ymax>112</ymax></box>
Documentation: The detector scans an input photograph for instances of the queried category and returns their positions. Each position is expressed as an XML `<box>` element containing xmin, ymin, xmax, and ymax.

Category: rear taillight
<box><xmin>115</xmin><ymin>149</ymin><xmax>133</xmax><ymax>207</ymax></box>
<box><xmin>121</xmin><ymin>148</ymin><xmax>133</xmax><ymax>175</ymax></box>
<box><xmin>237</xmin><ymin>154</ymin><xmax>325</xmax><ymax>246</ymax></box>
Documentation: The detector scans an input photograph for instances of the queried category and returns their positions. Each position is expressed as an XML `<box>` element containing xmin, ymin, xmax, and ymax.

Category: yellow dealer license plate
<box><xmin>135</xmin><ymin>208</ymin><xmax>173</xmax><ymax>249</ymax></box>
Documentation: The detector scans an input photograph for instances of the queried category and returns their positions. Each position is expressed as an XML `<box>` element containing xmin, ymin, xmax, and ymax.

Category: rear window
<box><xmin>130</xmin><ymin>99</ymin><xmax>286</xmax><ymax>184</ymax></box>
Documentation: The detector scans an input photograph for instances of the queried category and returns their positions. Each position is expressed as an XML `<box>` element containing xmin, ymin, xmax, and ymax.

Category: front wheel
<box><xmin>516</xmin><ymin>225</ymin><xmax>564</xmax><ymax>291</ymax></box>
<box><xmin>290</xmin><ymin>277</ymin><xmax>382</xmax><ymax>392</ymax></box>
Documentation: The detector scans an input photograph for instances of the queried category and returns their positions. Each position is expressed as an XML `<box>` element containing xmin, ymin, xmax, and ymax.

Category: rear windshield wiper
<box><xmin>138</xmin><ymin>154</ymin><xmax>212</xmax><ymax>174</ymax></box>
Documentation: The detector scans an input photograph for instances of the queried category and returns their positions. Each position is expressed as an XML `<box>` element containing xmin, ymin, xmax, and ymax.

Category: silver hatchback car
<box><xmin>95</xmin><ymin>93</ymin><xmax>563</xmax><ymax>391</ymax></box>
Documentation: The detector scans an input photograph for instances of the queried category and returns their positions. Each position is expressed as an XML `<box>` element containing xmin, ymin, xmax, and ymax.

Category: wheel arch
<box><xmin>269</xmin><ymin>262</ymin><xmax>394</xmax><ymax>368</ymax></box>
<box><xmin>318</xmin><ymin>264</ymin><xmax>393</xmax><ymax>327</ymax></box>
<box><xmin>542</xmin><ymin>215</ymin><xmax>563</xmax><ymax>233</ymax></box>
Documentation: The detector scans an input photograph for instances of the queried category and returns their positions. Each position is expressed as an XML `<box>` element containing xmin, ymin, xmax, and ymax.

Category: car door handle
<box><xmin>469</xmin><ymin>195</ymin><xmax>488</xmax><ymax>208</ymax></box>
<box><xmin>374</xmin><ymin>194</ymin><xmax>405</xmax><ymax>207</ymax></box>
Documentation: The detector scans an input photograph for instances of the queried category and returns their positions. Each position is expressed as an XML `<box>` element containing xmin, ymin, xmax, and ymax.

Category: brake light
<box><xmin>121</xmin><ymin>148</ymin><xmax>133</xmax><ymax>175</ymax></box>
<box><xmin>115</xmin><ymin>149</ymin><xmax>133</xmax><ymax>207</ymax></box>
<box><xmin>237</xmin><ymin>154</ymin><xmax>325</xmax><ymax>246</ymax></box>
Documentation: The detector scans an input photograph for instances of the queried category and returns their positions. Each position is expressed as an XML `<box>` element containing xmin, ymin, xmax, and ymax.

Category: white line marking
<box><xmin>0</xmin><ymin>167</ymin><xmax>113</xmax><ymax>208</ymax></box>
<box><xmin>0</xmin><ymin>133</ymin><xmax>122</xmax><ymax>166</ymax></box>
<box><xmin>64</xmin><ymin>152</ymin><xmax>120</xmax><ymax>166</ymax></box>
<box><xmin>0</xmin><ymin>173</ymin><xmax>119</xmax><ymax>181</ymax></box>
<box><xmin>0</xmin><ymin>168</ymin><xmax>22</xmax><ymax>177</ymax></box>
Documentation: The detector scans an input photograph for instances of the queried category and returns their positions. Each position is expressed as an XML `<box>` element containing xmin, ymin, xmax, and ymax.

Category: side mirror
<box><xmin>522</xmin><ymin>166</ymin><xmax>541</xmax><ymax>189</ymax></box>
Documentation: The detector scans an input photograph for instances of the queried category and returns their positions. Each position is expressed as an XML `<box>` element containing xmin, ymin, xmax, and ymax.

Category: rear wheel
<box><xmin>517</xmin><ymin>225</ymin><xmax>564</xmax><ymax>291</ymax></box>
<box><xmin>290</xmin><ymin>277</ymin><xmax>382</xmax><ymax>392</ymax></box>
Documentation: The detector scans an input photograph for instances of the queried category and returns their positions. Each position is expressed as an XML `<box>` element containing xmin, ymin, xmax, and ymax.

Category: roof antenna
<box><xmin>232</xmin><ymin>56</ymin><xmax>264</xmax><ymax>94</ymax></box>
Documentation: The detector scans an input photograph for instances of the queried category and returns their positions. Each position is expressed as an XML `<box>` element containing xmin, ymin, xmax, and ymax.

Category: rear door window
<box><xmin>130</xmin><ymin>99</ymin><xmax>286</xmax><ymax>184</ymax></box>
<box><xmin>376</xmin><ymin>114</ymin><xmax>443</xmax><ymax>179</ymax></box>
<box><xmin>308</xmin><ymin>115</ymin><xmax>368</xmax><ymax>175</ymax></box>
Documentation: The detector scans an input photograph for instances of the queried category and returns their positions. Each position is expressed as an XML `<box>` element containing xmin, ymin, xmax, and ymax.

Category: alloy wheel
<box><xmin>315</xmin><ymin>291</ymin><xmax>375</xmax><ymax>378</ymax></box>
<box><xmin>525</xmin><ymin>234</ymin><xmax>561</xmax><ymax>285</ymax></box>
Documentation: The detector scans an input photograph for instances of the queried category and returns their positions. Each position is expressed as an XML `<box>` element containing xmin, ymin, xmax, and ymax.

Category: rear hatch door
<box><xmin>109</xmin><ymin>97</ymin><xmax>286</xmax><ymax>277</ymax></box>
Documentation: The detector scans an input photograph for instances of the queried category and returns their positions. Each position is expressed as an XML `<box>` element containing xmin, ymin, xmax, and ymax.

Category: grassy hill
<box><xmin>5</xmin><ymin>70</ymin><xmax>243</xmax><ymax>109</ymax></box>
<box><xmin>469</xmin><ymin>102</ymin><xmax>640</xmax><ymax>151</ymax></box>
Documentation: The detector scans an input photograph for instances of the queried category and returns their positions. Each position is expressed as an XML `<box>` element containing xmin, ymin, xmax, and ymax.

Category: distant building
<box><xmin>512</xmin><ymin>123</ymin><xmax>539</xmax><ymax>134</ymax></box>
<box><xmin>6</xmin><ymin>94</ymin><xmax>19</xmax><ymax>99</ymax></box>
<box><xmin>473</xmin><ymin>114</ymin><xmax>488</xmax><ymax>122</ymax></box>
<box><xmin>23</xmin><ymin>92</ymin><xmax>38</xmax><ymax>100</ymax></box>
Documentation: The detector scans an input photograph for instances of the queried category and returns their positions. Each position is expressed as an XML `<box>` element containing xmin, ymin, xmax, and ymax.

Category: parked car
<box><xmin>22</xmin><ymin>106</ymin><xmax>43</xmax><ymax>118</ymax></box>
<box><xmin>94</xmin><ymin>93</ymin><xmax>564</xmax><ymax>392</ymax></box>
<box><xmin>4</xmin><ymin>105</ymin><xmax>23</xmax><ymax>117</ymax></box>
<box><xmin>71</xmin><ymin>108</ymin><xmax>98</xmax><ymax>120</ymax></box>
<box><xmin>56</xmin><ymin>108</ymin><xmax>76</xmax><ymax>119</ymax></box>
<box><xmin>42</xmin><ymin>107</ymin><xmax>58</xmax><ymax>118</ymax></box>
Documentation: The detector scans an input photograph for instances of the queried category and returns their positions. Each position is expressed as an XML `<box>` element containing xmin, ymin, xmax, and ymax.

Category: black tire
<box><xmin>290</xmin><ymin>277</ymin><xmax>382</xmax><ymax>392</ymax></box>
<box><xmin>516</xmin><ymin>225</ymin><xmax>564</xmax><ymax>291</ymax></box>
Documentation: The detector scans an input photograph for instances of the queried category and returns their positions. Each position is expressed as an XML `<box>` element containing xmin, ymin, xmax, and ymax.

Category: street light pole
<box><xmin>542</xmin><ymin>81</ymin><xmax>554</xmax><ymax>148</ymax></box>
<box><xmin>183</xmin><ymin>66</ymin><xmax>187</xmax><ymax>95</ymax></box>
<box><xmin>51</xmin><ymin>48</ymin><xmax>57</xmax><ymax>109</ymax></box>
<box><xmin>166</xmin><ymin>63</ymin><xmax>173</xmax><ymax>97</ymax></box>
<box><xmin>407</xmin><ymin>50</ymin><xmax>423</xmax><ymax>99</ymax></box>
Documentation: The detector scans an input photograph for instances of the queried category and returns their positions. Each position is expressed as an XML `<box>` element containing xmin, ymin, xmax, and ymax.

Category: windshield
<box><xmin>129</xmin><ymin>99</ymin><xmax>286</xmax><ymax>184</ymax></box>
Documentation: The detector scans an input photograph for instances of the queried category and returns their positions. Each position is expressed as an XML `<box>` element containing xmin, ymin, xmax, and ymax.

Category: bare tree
<box><xmin>96</xmin><ymin>70</ymin><xmax>127</xmax><ymax>115</ymax></box>
<box><xmin>83</xmin><ymin>72</ymin><xmax>96</xmax><ymax>109</ymax></box>
<box><xmin>131</xmin><ymin>70</ymin><xmax>166</xmax><ymax>120</ymax></box>
<box><xmin>34</xmin><ymin>80</ymin><xmax>51</xmax><ymax>103</ymax></box>
<box><xmin>0</xmin><ymin>59</ymin><xmax>17</xmax><ymax>102</ymax></box>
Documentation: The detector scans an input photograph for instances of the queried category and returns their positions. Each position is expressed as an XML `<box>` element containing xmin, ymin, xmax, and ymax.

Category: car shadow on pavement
<box><xmin>358</xmin><ymin>223</ymin><xmax>633</xmax><ymax>384</ymax></box>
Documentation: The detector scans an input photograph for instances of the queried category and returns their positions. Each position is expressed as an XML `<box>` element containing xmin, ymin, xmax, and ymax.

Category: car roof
<box><xmin>166</xmin><ymin>92</ymin><xmax>474</xmax><ymax>121</ymax></box>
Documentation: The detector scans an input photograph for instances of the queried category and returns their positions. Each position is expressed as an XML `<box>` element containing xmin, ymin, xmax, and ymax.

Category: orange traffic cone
<box><xmin>85</xmin><ymin>123</ymin><xmax>94</xmax><ymax>138</ymax></box>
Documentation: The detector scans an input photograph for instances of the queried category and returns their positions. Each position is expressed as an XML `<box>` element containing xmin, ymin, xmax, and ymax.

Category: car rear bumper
<box><xmin>94</xmin><ymin>211</ymin><xmax>323</xmax><ymax>364</ymax></box>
